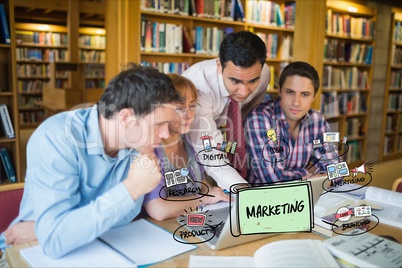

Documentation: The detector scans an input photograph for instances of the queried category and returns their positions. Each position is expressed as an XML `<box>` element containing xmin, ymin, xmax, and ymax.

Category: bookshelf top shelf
<box><xmin>141</xmin><ymin>10</ymin><xmax>245</xmax><ymax>26</ymax></box>
<box><xmin>327</xmin><ymin>1</ymin><xmax>376</xmax><ymax>17</ymax></box>
<box><xmin>326</xmin><ymin>34</ymin><xmax>373</xmax><ymax>43</ymax></box>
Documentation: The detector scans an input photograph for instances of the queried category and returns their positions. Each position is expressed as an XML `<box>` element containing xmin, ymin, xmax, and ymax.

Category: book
<box><xmin>312</xmin><ymin>213</ymin><xmax>369</xmax><ymax>238</ymax></box>
<box><xmin>189</xmin><ymin>239</ymin><xmax>339</xmax><ymax>267</ymax></box>
<box><xmin>20</xmin><ymin>218</ymin><xmax>197</xmax><ymax>267</ymax></box>
<box><xmin>316</xmin><ymin>184</ymin><xmax>402</xmax><ymax>229</ymax></box>
<box><xmin>0</xmin><ymin>148</ymin><xmax>16</xmax><ymax>183</ymax></box>
<box><xmin>0</xmin><ymin>104</ymin><xmax>15</xmax><ymax>139</ymax></box>
<box><xmin>324</xmin><ymin>230</ymin><xmax>402</xmax><ymax>268</ymax></box>
<box><xmin>314</xmin><ymin>185</ymin><xmax>382</xmax><ymax>218</ymax></box>
<box><xmin>0</xmin><ymin>4</ymin><xmax>11</xmax><ymax>44</ymax></box>
<box><xmin>364</xmin><ymin>186</ymin><xmax>402</xmax><ymax>228</ymax></box>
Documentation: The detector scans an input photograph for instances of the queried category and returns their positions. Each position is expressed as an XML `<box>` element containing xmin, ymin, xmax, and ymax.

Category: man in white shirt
<box><xmin>182</xmin><ymin>31</ymin><xmax>270</xmax><ymax>190</ymax></box>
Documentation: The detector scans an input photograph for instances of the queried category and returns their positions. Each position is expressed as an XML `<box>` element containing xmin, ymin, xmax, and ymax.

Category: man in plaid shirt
<box><xmin>245</xmin><ymin>61</ymin><xmax>342</xmax><ymax>184</ymax></box>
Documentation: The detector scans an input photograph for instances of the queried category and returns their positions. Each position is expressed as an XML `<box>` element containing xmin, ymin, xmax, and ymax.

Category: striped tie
<box><xmin>226</xmin><ymin>97</ymin><xmax>247</xmax><ymax>179</ymax></box>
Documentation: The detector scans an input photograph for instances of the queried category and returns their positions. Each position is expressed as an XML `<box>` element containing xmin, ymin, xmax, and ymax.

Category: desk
<box><xmin>6</xmin><ymin>218</ymin><xmax>402</xmax><ymax>267</ymax></box>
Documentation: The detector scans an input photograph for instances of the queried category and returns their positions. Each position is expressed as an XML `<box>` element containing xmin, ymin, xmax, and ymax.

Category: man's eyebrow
<box><xmin>228</xmin><ymin>76</ymin><xmax>261</xmax><ymax>83</ymax></box>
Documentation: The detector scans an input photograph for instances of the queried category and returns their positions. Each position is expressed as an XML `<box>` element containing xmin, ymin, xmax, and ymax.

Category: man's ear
<box><xmin>118</xmin><ymin>108</ymin><xmax>135</xmax><ymax>127</ymax></box>
<box><xmin>217</xmin><ymin>59</ymin><xmax>222</xmax><ymax>74</ymax></box>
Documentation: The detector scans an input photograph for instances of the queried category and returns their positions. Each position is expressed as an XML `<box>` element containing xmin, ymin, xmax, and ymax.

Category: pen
<box><xmin>223</xmin><ymin>189</ymin><xmax>230</xmax><ymax>194</ymax></box>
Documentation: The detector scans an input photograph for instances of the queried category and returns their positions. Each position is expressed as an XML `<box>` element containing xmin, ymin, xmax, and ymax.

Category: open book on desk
<box><xmin>315</xmin><ymin>185</ymin><xmax>402</xmax><ymax>229</ymax></box>
<box><xmin>189</xmin><ymin>239</ymin><xmax>340</xmax><ymax>267</ymax></box>
<box><xmin>20</xmin><ymin>218</ymin><xmax>196</xmax><ymax>267</ymax></box>
<box><xmin>364</xmin><ymin>186</ymin><xmax>402</xmax><ymax>228</ymax></box>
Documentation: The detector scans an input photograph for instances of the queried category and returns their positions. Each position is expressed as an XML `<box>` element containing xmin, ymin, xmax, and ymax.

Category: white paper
<box><xmin>99</xmin><ymin>218</ymin><xmax>196</xmax><ymax>266</ymax></box>
<box><xmin>20</xmin><ymin>239</ymin><xmax>135</xmax><ymax>267</ymax></box>
<box><xmin>189</xmin><ymin>255</ymin><xmax>255</xmax><ymax>267</ymax></box>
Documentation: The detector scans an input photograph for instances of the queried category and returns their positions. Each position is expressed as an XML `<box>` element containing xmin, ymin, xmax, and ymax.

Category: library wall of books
<box><xmin>0</xmin><ymin>0</ymin><xmax>401</xmax><ymax>192</ymax></box>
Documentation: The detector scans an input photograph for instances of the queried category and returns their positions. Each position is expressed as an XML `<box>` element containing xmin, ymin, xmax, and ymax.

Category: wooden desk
<box><xmin>6</xmin><ymin>218</ymin><xmax>402</xmax><ymax>267</ymax></box>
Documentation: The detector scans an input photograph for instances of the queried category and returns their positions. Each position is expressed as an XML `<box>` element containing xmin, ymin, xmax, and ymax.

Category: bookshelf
<box><xmin>119</xmin><ymin>0</ymin><xmax>297</xmax><ymax>101</ymax></box>
<box><xmin>380</xmin><ymin>9</ymin><xmax>402</xmax><ymax>161</ymax></box>
<box><xmin>320</xmin><ymin>1</ymin><xmax>376</xmax><ymax>167</ymax></box>
<box><xmin>14</xmin><ymin>22</ymin><xmax>68</xmax><ymax>129</ymax></box>
<box><xmin>79</xmin><ymin>27</ymin><xmax>106</xmax><ymax>103</ymax></box>
<box><xmin>0</xmin><ymin>0</ymin><xmax>22</xmax><ymax>189</ymax></box>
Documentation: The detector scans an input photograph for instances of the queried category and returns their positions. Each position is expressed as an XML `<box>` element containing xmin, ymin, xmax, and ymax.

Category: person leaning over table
<box><xmin>143</xmin><ymin>74</ymin><xmax>230</xmax><ymax>221</ymax></box>
<box><xmin>245</xmin><ymin>61</ymin><xmax>342</xmax><ymax>184</ymax></box>
<box><xmin>0</xmin><ymin>63</ymin><xmax>182</xmax><ymax>259</ymax></box>
<box><xmin>181</xmin><ymin>30</ymin><xmax>270</xmax><ymax>190</ymax></box>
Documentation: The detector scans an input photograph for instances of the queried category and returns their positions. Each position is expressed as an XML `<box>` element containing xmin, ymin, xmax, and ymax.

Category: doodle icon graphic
<box><xmin>354</xmin><ymin>206</ymin><xmax>371</xmax><ymax>217</ymax></box>
<box><xmin>200</xmin><ymin>132</ymin><xmax>213</xmax><ymax>152</ymax></box>
<box><xmin>335</xmin><ymin>206</ymin><xmax>353</xmax><ymax>222</ymax></box>
<box><xmin>323</xmin><ymin>132</ymin><xmax>340</xmax><ymax>143</ymax></box>
<box><xmin>351</xmin><ymin>163</ymin><xmax>367</xmax><ymax>177</ymax></box>
<box><xmin>186</xmin><ymin>213</ymin><xmax>206</xmax><ymax>227</ymax></box>
<box><xmin>326</xmin><ymin>161</ymin><xmax>350</xmax><ymax>180</ymax></box>
<box><xmin>267</xmin><ymin>129</ymin><xmax>278</xmax><ymax>146</ymax></box>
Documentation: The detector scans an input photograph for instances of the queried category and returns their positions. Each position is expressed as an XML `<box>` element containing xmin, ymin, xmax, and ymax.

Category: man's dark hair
<box><xmin>219</xmin><ymin>30</ymin><xmax>267</xmax><ymax>70</ymax></box>
<box><xmin>98</xmin><ymin>63</ymin><xmax>182</xmax><ymax>119</ymax></box>
<box><xmin>278</xmin><ymin>61</ymin><xmax>320</xmax><ymax>95</ymax></box>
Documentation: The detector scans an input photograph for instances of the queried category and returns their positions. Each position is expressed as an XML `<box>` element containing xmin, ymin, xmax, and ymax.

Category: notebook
<box><xmin>178</xmin><ymin>174</ymin><xmax>329</xmax><ymax>250</ymax></box>
<box><xmin>20</xmin><ymin>219</ymin><xmax>196</xmax><ymax>267</ymax></box>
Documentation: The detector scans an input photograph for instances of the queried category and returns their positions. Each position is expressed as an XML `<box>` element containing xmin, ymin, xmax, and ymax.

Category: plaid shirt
<box><xmin>245</xmin><ymin>98</ymin><xmax>341</xmax><ymax>184</ymax></box>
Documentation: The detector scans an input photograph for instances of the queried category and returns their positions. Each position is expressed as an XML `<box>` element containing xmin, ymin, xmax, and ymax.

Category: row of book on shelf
<box><xmin>385</xmin><ymin>114</ymin><xmax>402</xmax><ymax>132</ymax></box>
<box><xmin>17</xmin><ymin>80</ymin><xmax>46</xmax><ymax>93</ymax></box>
<box><xmin>15</xmin><ymin>30</ymin><xmax>68</xmax><ymax>46</ymax></box>
<box><xmin>383</xmin><ymin>135</ymin><xmax>402</xmax><ymax>155</ymax></box>
<box><xmin>394</xmin><ymin>21</ymin><xmax>402</xmax><ymax>43</ymax></box>
<box><xmin>322</xmin><ymin>65</ymin><xmax>370</xmax><ymax>90</ymax></box>
<box><xmin>324</xmin><ymin>38</ymin><xmax>373</xmax><ymax>64</ymax></box>
<box><xmin>326</xmin><ymin>8</ymin><xmax>375</xmax><ymax>39</ymax></box>
<box><xmin>79</xmin><ymin>50</ymin><xmax>105</xmax><ymax>63</ymax></box>
<box><xmin>19</xmin><ymin>110</ymin><xmax>44</xmax><ymax>126</ymax></box>
<box><xmin>255</xmin><ymin>32</ymin><xmax>292</xmax><ymax>60</ymax></box>
<box><xmin>321</xmin><ymin>92</ymin><xmax>367</xmax><ymax>117</ymax></box>
<box><xmin>141</xmin><ymin>61</ymin><xmax>190</xmax><ymax>75</ymax></box>
<box><xmin>390</xmin><ymin>45</ymin><xmax>402</xmax><ymax>66</ymax></box>
<box><xmin>388</xmin><ymin>93</ymin><xmax>402</xmax><ymax>111</ymax></box>
<box><xmin>245</xmin><ymin>1</ymin><xmax>295</xmax><ymax>28</ymax></box>
<box><xmin>389</xmin><ymin>70</ymin><xmax>402</xmax><ymax>88</ymax></box>
<box><xmin>141</xmin><ymin>19</ymin><xmax>294</xmax><ymax>60</ymax></box>
<box><xmin>16</xmin><ymin>47</ymin><xmax>69</xmax><ymax>62</ymax></box>
<box><xmin>16</xmin><ymin>63</ymin><xmax>50</xmax><ymax>78</ymax></box>
<box><xmin>79</xmin><ymin>35</ymin><xmax>106</xmax><ymax>49</ymax></box>
<box><xmin>141</xmin><ymin>0</ymin><xmax>245</xmax><ymax>22</ymax></box>
<box><xmin>141</xmin><ymin>18</ymin><xmax>234</xmax><ymax>55</ymax></box>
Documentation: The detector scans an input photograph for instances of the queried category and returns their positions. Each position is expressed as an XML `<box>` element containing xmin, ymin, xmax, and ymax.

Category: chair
<box><xmin>0</xmin><ymin>187</ymin><xmax>24</xmax><ymax>233</ymax></box>
<box><xmin>392</xmin><ymin>177</ymin><xmax>402</xmax><ymax>193</ymax></box>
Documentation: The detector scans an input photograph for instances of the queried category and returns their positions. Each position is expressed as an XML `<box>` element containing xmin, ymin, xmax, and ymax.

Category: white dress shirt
<box><xmin>182</xmin><ymin>59</ymin><xmax>270</xmax><ymax>190</ymax></box>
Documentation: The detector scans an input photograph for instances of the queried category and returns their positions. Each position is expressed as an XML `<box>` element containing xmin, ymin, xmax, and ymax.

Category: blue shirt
<box><xmin>0</xmin><ymin>105</ymin><xmax>142</xmax><ymax>258</ymax></box>
<box><xmin>245</xmin><ymin>99</ymin><xmax>341</xmax><ymax>184</ymax></box>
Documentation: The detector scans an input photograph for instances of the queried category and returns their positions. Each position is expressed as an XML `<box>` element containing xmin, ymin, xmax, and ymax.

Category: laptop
<box><xmin>177</xmin><ymin>174</ymin><xmax>329</xmax><ymax>250</ymax></box>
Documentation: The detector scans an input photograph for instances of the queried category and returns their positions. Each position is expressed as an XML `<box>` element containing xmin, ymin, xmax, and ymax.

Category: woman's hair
<box><xmin>166</xmin><ymin>73</ymin><xmax>198</xmax><ymax>101</ymax></box>
<box><xmin>98</xmin><ymin>63</ymin><xmax>182</xmax><ymax>119</ymax></box>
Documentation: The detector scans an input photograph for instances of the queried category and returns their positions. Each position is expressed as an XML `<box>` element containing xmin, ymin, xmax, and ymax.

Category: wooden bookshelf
<box><xmin>14</xmin><ymin>22</ymin><xmax>69</xmax><ymax>129</ymax></box>
<box><xmin>380</xmin><ymin>9</ymin><xmax>402</xmax><ymax>161</ymax></box>
<box><xmin>79</xmin><ymin>27</ymin><xmax>105</xmax><ymax>103</ymax></box>
<box><xmin>0</xmin><ymin>0</ymin><xmax>22</xmax><ymax>188</ymax></box>
<box><xmin>320</xmin><ymin>0</ymin><xmax>376</xmax><ymax>167</ymax></box>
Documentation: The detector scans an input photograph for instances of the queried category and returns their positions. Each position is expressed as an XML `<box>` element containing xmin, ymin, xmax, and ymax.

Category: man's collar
<box><xmin>218</xmin><ymin>72</ymin><xmax>230</xmax><ymax>98</ymax></box>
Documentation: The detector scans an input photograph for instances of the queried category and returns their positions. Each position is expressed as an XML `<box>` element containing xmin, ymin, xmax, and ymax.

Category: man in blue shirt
<box><xmin>0</xmin><ymin>64</ymin><xmax>182</xmax><ymax>258</ymax></box>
